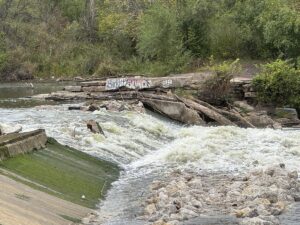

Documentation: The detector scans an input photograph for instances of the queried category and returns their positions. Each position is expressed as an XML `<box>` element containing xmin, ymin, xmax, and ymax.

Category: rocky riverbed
<box><xmin>140</xmin><ymin>164</ymin><xmax>300</xmax><ymax>225</ymax></box>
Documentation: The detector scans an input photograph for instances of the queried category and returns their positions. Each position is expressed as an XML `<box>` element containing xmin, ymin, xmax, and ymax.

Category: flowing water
<box><xmin>1</xmin><ymin>82</ymin><xmax>300</xmax><ymax>224</ymax></box>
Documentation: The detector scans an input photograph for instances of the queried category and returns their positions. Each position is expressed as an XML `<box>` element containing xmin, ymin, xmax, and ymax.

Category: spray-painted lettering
<box><xmin>106</xmin><ymin>78</ymin><xmax>152</xmax><ymax>90</ymax></box>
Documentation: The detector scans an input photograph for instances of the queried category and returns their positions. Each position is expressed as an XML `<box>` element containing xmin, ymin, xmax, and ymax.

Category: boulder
<box><xmin>274</xmin><ymin>108</ymin><xmax>300</xmax><ymax>127</ymax></box>
<box><xmin>142</xmin><ymin>99</ymin><xmax>205</xmax><ymax>125</ymax></box>
<box><xmin>275</xmin><ymin>108</ymin><xmax>298</xmax><ymax>120</ymax></box>
<box><xmin>86</xmin><ymin>120</ymin><xmax>105</xmax><ymax>136</ymax></box>
<box><xmin>233</xmin><ymin>101</ymin><xmax>255</xmax><ymax>112</ymax></box>
<box><xmin>245</xmin><ymin>112</ymin><xmax>276</xmax><ymax>128</ymax></box>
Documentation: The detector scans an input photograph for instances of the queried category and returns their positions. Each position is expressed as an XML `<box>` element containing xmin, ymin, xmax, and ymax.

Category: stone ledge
<box><xmin>0</xmin><ymin>129</ymin><xmax>47</xmax><ymax>160</ymax></box>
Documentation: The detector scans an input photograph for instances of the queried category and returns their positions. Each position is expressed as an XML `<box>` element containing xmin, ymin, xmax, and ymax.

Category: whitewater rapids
<box><xmin>1</xmin><ymin>105</ymin><xmax>300</xmax><ymax>224</ymax></box>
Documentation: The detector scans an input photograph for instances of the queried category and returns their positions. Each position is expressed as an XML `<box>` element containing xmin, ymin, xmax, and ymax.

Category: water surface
<box><xmin>1</xmin><ymin>82</ymin><xmax>300</xmax><ymax>224</ymax></box>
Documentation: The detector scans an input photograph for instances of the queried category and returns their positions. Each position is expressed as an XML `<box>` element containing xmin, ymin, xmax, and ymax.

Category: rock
<box><xmin>245</xmin><ymin>112</ymin><xmax>276</xmax><ymax>128</ymax></box>
<box><xmin>151</xmin><ymin>181</ymin><xmax>165</xmax><ymax>191</ymax></box>
<box><xmin>168</xmin><ymin>203</ymin><xmax>178</xmax><ymax>214</ymax></box>
<box><xmin>86</xmin><ymin>120</ymin><xmax>105</xmax><ymax>136</ymax></box>
<box><xmin>0</xmin><ymin>123</ymin><xmax>22</xmax><ymax>135</ymax></box>
<box><xmin>270</xmin><ymin>202</ymin><xmax>285</xmax><ymax>216</ymax></box>
<box><xmin>145</xmin><ymin>203</ymin><xmax>157</xmax><ymax>216</ymax></box>
<box><xmin>180</xmin><ymin>207</ymin><xmax>198</xmax><ymax>218</ymax></box>
<box><xmin>167</xmin><ymin>220</ymin><xmax>179</xmax><ymax>225</ymax></box>
<box><xmin>240</xmin><ymin>217</ymin><xmax>275</xmax><ymax>225</ymax></box>
<box><xmin>279</xmin><ymin>163</ymin><xmax>285</xmax><ymax>169</ymax></box>
<box><xmin>293</xmin><ymin>193</ymin><xmax>300</xmax><ymax>202</ymax></box>
<box><xmin>275</xmin><ymin>108</ymin><xmax>299</xmax><ymax>120</ymax></box>
<box><xmin>234</xmin><ymin>101</ymin><xmax>255</xmax><ymax>112</ymax></box>
<box><xmin>264</xmin><ymin>168</ymin><xmax>275</xmax><ymax>177</ymax></box>
<box><xmin>288</xmin><ymin>171</ymin><xmax>298</xmax><ymax>179</ymax></box>
<box><xmin>87</xmin><ymin>104</ymin><xmax>100</xmax><ymax>112</ymax></box>
<box><xmin>235</xmin><ymin>207</ymin><xmax>258</xmax><ymax>218</ymax></box>
<box><xmin>190</xmin><ymin>199</ymin><xmax>203</xmax><ymax>209</ymax></box>
<box><xmin>142</xmin><ymin>99</ymin><xmax>205</xmax><ymax>125</ymax></box>
<box><xmin>187</xmin><ymin>179</ymin><xmax>203</xmax><ymax>190</ymax></box>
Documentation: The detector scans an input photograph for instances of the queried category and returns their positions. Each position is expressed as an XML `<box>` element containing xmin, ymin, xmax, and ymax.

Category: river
<box><xmin>0</xmin><ymin>82</ymin><xmax>300</xmax><ymax>225</ymax></box>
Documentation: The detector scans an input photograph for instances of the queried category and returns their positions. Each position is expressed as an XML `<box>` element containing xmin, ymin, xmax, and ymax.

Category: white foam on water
<box><xmin>132</xmin><ymin>126</ymin><xmax>300</xmax><ymax>172</ymax></box>
<box><xmin>0</xmin><ymin>105</ymin><xmax>175</xmax><ymax>165</ymax></box>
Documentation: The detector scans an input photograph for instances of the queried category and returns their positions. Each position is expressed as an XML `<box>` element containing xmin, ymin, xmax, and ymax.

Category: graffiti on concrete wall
<box><xmin>162</xmin><ymin>79</ymin><xmax>173</xmax><ymax>88</ymax></box>
<box><xmin>106</xmin><ymin>78</ymin><xmax>152</xmax><ymax>90</ymax></box>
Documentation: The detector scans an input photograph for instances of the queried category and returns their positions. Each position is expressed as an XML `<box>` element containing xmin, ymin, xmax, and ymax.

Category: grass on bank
<box><xmin>0</xmin><ymin>138</ymin><xmax>120</xmax><ymax>209</ymax></box>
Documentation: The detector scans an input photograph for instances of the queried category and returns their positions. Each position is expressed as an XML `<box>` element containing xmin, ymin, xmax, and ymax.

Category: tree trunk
<box><xmin>85</xmin><ymin>0</ymin><xmax>97</xmax><ymax>41</ymax></box>
<box><xmin>176</xmin><ymin>96</ymin><xmax>237</xmax><ymax>126</ymax></box>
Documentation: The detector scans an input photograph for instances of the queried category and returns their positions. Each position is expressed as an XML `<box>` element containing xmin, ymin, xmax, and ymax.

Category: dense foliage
<box><xmin>0</xmin><ymin>0</ymin><xmax>299</xmax><ymax>80</ymax></box>
<box><xmin>253</xmin><ymin>60</ymin><xmax>300</xmax><ymax>111</ymax></box>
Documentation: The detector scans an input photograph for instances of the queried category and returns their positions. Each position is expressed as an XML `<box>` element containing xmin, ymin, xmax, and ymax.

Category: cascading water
<box><xmin>1</xmin><ymin>83</ymin><xmax>300</xmax><ymax>225</ymax></box>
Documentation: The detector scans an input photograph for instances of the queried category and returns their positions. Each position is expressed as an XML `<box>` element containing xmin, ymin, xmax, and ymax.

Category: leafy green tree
<box><xmin>137</xmin><ymin>2</ymin><xmax>183</xmax><ymax>61</ymax></box>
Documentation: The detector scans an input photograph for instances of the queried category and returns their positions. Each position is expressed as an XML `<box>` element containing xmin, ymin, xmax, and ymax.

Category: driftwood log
<box><xmin>176</xmin><ymin>96</ymin><xmax>236</xmax><ymax>126</ymax></box>
<box><xmin>191</xmin><ymin>98</ymin><xmax>255</xmax><ymax>128</ymax></box>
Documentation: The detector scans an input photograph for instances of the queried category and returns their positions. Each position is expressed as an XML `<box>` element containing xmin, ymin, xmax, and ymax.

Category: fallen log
<box><xmin>217</xmin><ymin>109</ymin><xmax>255</xmax><ymax>128</ymax></box>
<box><xmin>191</xmin><ymin>98</ymin><xmax>255</xmax><ymax>128</ymax></box>
<box><xmin>176</xmin><ymin>96</ymin><xmax>236</xmax><ymax>126</ymax></box>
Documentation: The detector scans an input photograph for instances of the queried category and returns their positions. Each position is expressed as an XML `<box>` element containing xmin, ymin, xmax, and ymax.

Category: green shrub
<box><xmin>198</xmin><ymin>58</ymin><xmax>241</xmax><ymax>105</ymax></box>
<box><xmin>253</xmin><ymin>60</ymin><xmax>300</xmax><ymax>110</ymax></box>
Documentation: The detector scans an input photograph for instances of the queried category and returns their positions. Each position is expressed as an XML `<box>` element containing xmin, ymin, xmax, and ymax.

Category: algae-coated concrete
<box><xmin>0</xmin><ymin>173</ymin><xmax>91</xmax><ymax>225</ymax></box>
<box><xmin>0</xmin><ymin>138</ymin><xmax>120</xmax><ymax>209</ymax></box>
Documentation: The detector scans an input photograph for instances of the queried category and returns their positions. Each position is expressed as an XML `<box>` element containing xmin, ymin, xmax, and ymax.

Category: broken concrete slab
<box><xmin>142</xmin><ymin>99</ymin><xmax>205</xmax><ymax>125</ymax></box>
<box><xmin>0</xmin><ymin>129</ymin><xmax>47</xmax><ymax>160</ymax></box>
